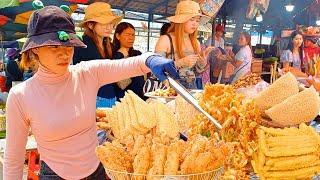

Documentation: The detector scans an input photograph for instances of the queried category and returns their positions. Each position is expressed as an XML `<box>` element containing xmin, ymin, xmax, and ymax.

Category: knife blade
<box><xmin>167</xmin><ymin>76</ymin><xmax>222</xmax><ymax>130</ymax></box>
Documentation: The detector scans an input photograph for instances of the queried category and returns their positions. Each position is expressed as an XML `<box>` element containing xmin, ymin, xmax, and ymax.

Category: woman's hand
<box><xmin>306</xmin><ymin>76</ymin><xmax>320</xmax><ymax>91</ymax></box>
<box><xmin>202</xmin><ymin>46</ymin><xmax>215</xmax><ymax>60</ymax></box>
<box><xmin>145</xmin><ymin>55</ymin><xmax>180</xmax><ymax>81</ymax></box>
<box><xmin>176</xmin><ymin>54</ymin><xmax>199</xmax><ymax>68</ymax></box>
<box><xmin>198</xmin><ymin>46</ymin><xmax>215</xmax><ymax>65</ymax></box>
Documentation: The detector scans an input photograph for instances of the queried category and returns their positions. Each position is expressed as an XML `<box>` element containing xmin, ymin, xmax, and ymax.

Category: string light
<box><xmin>285</xmin><ymin>3</ymin><xmax>295</xmax><ymax>12</ymax></box>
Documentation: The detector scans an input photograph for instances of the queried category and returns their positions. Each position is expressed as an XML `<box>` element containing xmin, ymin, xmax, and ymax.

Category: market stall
<box><xmin>95</xmin><ymin>72</ymin><xmax>320</xmax><ymax>179</ymax></box>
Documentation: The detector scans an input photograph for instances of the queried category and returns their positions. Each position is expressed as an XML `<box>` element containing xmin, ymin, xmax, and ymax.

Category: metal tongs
<box><xmin>165</xmin><ymin>76</ymin><xmax>222</xmax><ymax>130</ymax></box>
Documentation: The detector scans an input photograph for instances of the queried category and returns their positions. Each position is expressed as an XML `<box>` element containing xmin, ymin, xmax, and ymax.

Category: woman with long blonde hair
<box><xmin>155</xmin><ymin>0</ymin><xmax>213</xmax><ymax>89</ymax></box>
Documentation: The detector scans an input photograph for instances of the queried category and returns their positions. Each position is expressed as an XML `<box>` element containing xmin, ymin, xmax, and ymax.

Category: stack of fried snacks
<box><xmin>108</xmin><ymin>90</ymin><xmax>179</xmax><ymax>139</ymax></box>
<box><xmin>152</xmin><ymin>87</ymin><xmax>177</xmax><ymax>97</ymax></box>
<box><xmin>175</xmin><ymin>95</ymin><xmax>200</xmax><ymax>132</ymax></box>
<box><xmin>252</xmin><ymin>124</ymin><xmax>320</xmax><ymax>179</ymax></box>
<box><xmin>188</xmin><ymin>84</ymin><xmax>261</xmax><ymax>177</ymax></box>
<box><xmin>96</xmin><ymin>134</ymin><xmax>231</xmax><ymax>177</ymax></box>
<box><xmin>265</xmin><ymin>86</ymin><xmax>320</xmax><ymax>127</ymax></box>
<box><xmin>254</xmin><ymin>72</ymin><xmax>299</xmax><ymax>114</ymax></box>
<box><xmin>96</xmin><ymin>109</ymin><xmax>112</xmax><ymax>131</ymax></box>
<box><xmin>151</xmin><ymin>101</ymin><xmax>179</xmax><ymax>138</ymax></box>
<box><xmin>233</xmin><ymin>73</ymin><xmax>262</xmax><ymax>89</ymax></box>
<box><xmin>254</xmin><ymin>72</ymin><xmax>320</xmax><ymax>127</ymax></box>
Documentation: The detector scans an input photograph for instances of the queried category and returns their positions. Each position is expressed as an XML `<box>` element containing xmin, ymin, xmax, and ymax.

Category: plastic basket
<box><xmin>105</xmin><ymin>167</ymin><xmax>224</xmax><ymax>180</ymax></box>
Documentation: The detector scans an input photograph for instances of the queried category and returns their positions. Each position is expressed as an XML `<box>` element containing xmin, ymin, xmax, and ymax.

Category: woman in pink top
<box><xmin>4</xmin><ymin>6</ymin><xmax>179</xmax><ymax>180</ymax></box>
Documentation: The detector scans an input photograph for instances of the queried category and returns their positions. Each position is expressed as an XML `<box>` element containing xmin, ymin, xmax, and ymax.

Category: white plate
<box><xmin>189</xmin><ymin>89</ymin><xmax>203</xmax><ymax>94</ymax></box>
<box><xmin>144</xmin><ymin>92</ymin><xmax>177</xmax><ymax>100</ymax></box>
<box><xmin>144</xmin><ymin>90</ymin><xmax>203</xmax><ymax>100</ymax></box>
<box><xmin>97</xmin><ymin>107</ymin><xmax>112</xmax><ymax>111</ymax></box>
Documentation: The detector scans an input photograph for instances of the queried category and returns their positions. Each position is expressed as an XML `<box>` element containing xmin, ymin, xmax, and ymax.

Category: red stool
<box><xmin>27</xmin><ymin>150</ymin><xmax>40</xmax><ymax>180</ymax></box>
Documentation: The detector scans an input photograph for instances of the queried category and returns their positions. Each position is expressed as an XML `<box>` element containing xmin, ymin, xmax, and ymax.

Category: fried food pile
<box><xmin>254</xmin><ymin>72</ymin><xmax>299</xmax><ymax>114</ymax></box>
<box><xmin>175</xmin><ymin>95</ymin><xmax>200</xmax><ymax>132</ymax></box>
<box><xmin>252</xmin><ymin>124</ymin><xmax>320</xmax><ymax>179</ymax></box>
<box><xmin>233</xmin><ymin>73</ymin><xmax>262</xmax><ymax>89</ymax></box>
<box><xmin>188</xmin><ymin>84</ymin><xmax>261</xmax><ymax>177</ymax></box>
<box><xmin>96</xmin><ymin>134</ymin><xmax>231</xmax><ymax>177</ymax></box>
<box><xmin>152</xmin><ymin>87</ymin><xmax>177</xmax><ymax>97</ymax></box>
<box><xmin>107</xmin><ymin>90</ymin><xmax>179</xmax><ymax>139</ymax></box>
<box><xmin>255</xmin><ymin>72</ymin><xmax>320</xmax><ymax>127</ymax></box>
<box><xmin>96</xmin><ymin>109</ymin><xmax>112</xmax><ymax>131</ymax></box>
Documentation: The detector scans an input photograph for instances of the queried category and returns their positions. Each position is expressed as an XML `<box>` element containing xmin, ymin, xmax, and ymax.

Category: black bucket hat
<box><xmin>21</xmin><ymin>6</ymin><xmax>86</xmax><ymax>53</ymax></box>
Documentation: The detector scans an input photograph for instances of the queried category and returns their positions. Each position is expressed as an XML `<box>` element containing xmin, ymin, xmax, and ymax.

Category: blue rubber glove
<box><xmin>146</xmin><ymin>55</ymin><xmax>180</xmax><ymax>81</ymax></box>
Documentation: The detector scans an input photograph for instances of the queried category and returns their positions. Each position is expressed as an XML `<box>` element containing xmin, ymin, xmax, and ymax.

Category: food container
<box><xmin>104</xmin><ymin>167</ymin><xmax>224</xmax><ymax>180</ymax></box>
<box><xmin>251</xmin><ymin>59</ymin><xmax>263</xmax><ymax>73</ymax></box>
<box><xmin>0</xmin><ymin>114</ymin><xmax>5</xmax><ymax>131</ymax></box>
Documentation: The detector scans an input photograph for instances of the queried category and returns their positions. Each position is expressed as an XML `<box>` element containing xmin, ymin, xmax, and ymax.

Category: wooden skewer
<box><xmin>314</xmin><ymin>64</ymin><xmax>317</xmax><ymax>79</ymax></box>
<box><xmin>270</xmin><ymin>64</ymin><xmax>274</xmax><ymax>84</ymax></box>
<box><xmin>273</xmin><ymin>63</ymin><xmax>276</xmax><ymax>83</ymax></box>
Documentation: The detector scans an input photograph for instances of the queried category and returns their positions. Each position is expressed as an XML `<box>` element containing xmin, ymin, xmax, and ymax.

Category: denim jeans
<box><xmin>195</xmin><ymin>77</ymin><xmax>203</xmax><ymax>89</ymax></box>
<box><xmin>39</xmin><ymin>161</ymin><xmax>106</xmax><ymax>180</ymax></box>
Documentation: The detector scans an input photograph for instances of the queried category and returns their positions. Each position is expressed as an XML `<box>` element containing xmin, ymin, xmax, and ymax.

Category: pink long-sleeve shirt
<box><xmin>4</xmin><ymin>53</ymin><xmax>152</xmax><ymax>179</ymax></box>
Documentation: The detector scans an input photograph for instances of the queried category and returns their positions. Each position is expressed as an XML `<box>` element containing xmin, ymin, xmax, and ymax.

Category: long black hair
<box><xmin>286</xmin><ymin>31</ymin><xmax>304</xmax><ymax>70</ymax></box>
<box><xmin>113</xmin><ymin>22</ymin><xmax>135</xmax><ymax>55</ymax></box>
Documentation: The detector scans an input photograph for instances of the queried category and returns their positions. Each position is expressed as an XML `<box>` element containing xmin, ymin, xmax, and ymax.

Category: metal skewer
<box><xmin>166</xmin><ymin>76</ymin><xmax>223</xmax><ymax>130</ymax></box>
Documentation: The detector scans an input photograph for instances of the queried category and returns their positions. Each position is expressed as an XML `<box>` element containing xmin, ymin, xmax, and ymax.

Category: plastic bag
<box><xmin>246</xmin><ymin>0</ymin><xmax>258</xmax><ymax>19</ymax></box>
<box><xmin>246</xmin><ymin>0</ymin><xmax>270</xmax><ymax>19</ymax></box>
<box><xmin>198</xmin><ymin>0</ymin><xmax>225</xmax><ymax>17</ymax></box>
<box><xmin>255</xmin><ymin>0</ymin><xmax>270</xmax><ymax>13</ymax></box>
<box><xmin>236</xmin><ymin>81</ymin><xmax>269</xmax><ymax>99</ymax></box>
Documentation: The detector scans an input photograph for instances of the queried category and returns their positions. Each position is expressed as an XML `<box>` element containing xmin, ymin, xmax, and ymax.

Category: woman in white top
<box><xmin>280</xmin><ymin>31</ymin><xmax>306</xmax><ymax>73</ymax></box>
<box><xmin>226</xmin><ymin>32</ymin><xmax>253</xmax><ymax>83</ymax></box>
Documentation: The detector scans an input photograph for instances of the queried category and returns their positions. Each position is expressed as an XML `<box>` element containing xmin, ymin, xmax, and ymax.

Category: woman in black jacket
<box><xmin>113</xmin><ymin>22</ymin><xmax>146</xmax><ymax>99</ymax></box>
<box><xmin>73</xmin><ymin>2</ymin><xmax>122</xmax><ymax>107</ymax></box>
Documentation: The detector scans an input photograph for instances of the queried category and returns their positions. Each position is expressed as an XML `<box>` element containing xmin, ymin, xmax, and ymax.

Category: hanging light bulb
<box><xmin>256</xmin><ymin>11</ymin><xmax>263</xmax><ymax>22</ymax></box>
<box><xmin>285</xmin><ymin>3</ymin><xmax>295</xmax><ymax>12</ymax></box>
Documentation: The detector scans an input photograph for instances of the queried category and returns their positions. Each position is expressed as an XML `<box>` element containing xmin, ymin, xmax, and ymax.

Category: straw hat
<box><xmin>79</xmin><ymin>2</ymin><xmax>123</xmax><ymax>27</ymax></box>
<box><xmin>167</xmin><ymin>0</ymin><xmax>210</xmax><ymax>24</ymax></box>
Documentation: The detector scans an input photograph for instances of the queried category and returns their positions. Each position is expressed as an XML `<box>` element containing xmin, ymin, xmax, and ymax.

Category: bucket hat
<box><xmin>167</xmin><ymin>0</ymin><xmax>210</xmax><ymax>24</ymax></box>
<box><xmin>78</xmin><ymin>2</ymin><xmax>123</xmax><ymax>27</ymax></box>
<box><xmin>21</xmin><ymin>6</ymin><xmax>86</xmax><ymax>53</ymax></box>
